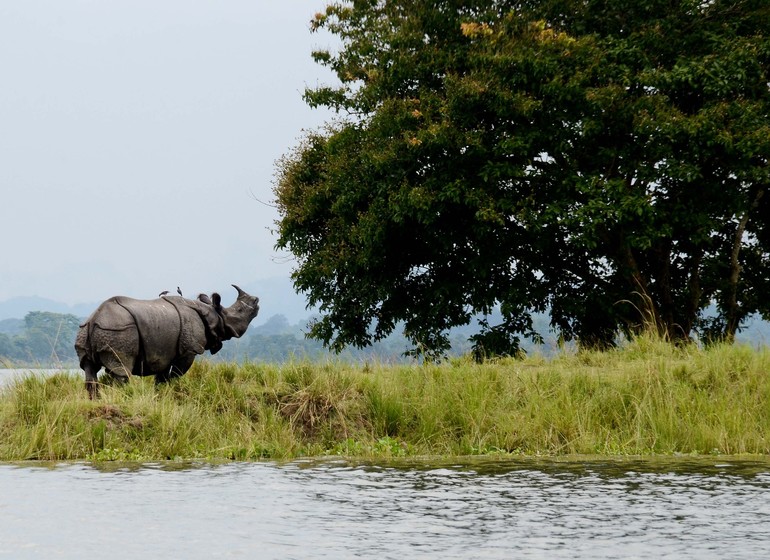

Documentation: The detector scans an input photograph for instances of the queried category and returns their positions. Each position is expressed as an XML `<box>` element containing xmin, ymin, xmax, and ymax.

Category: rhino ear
<box><xmin>211</xmin><ymin>293</ymin><xmax>221</xmax><ymax>307</ymax></box>
<box><xmin>197</xmin><ymin>293</ymin><xmax>212</xmax><ymax>305</ymax></box>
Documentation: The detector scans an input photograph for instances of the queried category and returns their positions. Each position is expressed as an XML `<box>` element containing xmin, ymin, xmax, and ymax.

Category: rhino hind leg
<box><xmin>76</xmin><ymin>327</ymin><xmax>101</xmax><ymax>399</ymax></box>
<box><xmin>156</xmin><ymin>354</ymin><xmax>196</xmax><ymax>385</ymax></box>
<box><xmin>82</xmin><ymin>359</ymin><xmax>101</xmax><ymax>400</ymax></box>
<box><xmin>82</xmin><ymin>349</ymin><xmax>135</xmax><ymax>399</ymax></box>
<box><xmin>101</xmin><ymin>370</ymin><xmax>130</xmax><ymax>387</ymax></box>
<box><xmin>99</xmin><ymin>349</ymin><xmax>135</xmax><ymax>384</ymax></box>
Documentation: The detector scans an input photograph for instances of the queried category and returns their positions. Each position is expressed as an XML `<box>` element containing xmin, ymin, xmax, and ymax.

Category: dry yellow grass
<box><xmin>1</xmin><ymin>336</ymin><xmax>768</xmax><ymax>461</ymax></box>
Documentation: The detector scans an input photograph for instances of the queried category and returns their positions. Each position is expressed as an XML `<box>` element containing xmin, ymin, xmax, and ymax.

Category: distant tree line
<box><xmin>214</xmin><ymin>313</ymin><xmax>481</xmax><ymax>364</ymax></box>
<box><xmin>0</xmin><ymin>311</ymin><xmax>478</xmax><ymax>367</ymax></box>
<box><xmin>0</xmin><ymin>312</ymin><xmax>81</xmax><ymax>366</ymax></box>
<box><xmin>1</xmin><ymin>310</ymin><xmax>767</xmax><ymax>368</ymax></box>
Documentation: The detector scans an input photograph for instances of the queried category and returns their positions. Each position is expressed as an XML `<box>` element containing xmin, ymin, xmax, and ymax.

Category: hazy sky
<box><xmin>0</xmin><ymin>1</ymin><xmax>335</xmax><ymax>305</ymax></box>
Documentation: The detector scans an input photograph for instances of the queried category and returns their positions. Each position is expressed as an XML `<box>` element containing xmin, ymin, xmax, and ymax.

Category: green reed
<box><xmin>1</xmin><ymin>336</ymin><xmax>768</xmax><ymax>461</ymax></box>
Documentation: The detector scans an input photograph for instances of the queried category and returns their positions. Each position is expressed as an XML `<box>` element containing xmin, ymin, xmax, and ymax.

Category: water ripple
<box><xmin>1</xmin><ymin>458</ymin><xmax>769</xmax><ymax>559</ymax></box>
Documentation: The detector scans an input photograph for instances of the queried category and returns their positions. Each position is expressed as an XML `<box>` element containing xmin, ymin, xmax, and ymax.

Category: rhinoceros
<box><xmin>75</xmin><ymin>285</ymin><xmax>259</xmax><ymax>398</ymax></box>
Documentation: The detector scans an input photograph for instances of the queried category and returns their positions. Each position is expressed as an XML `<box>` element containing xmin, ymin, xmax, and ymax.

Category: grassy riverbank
<box><xmin>1</xmin><ymin>336</ymin><xmax>769</xmax><ymax>461</ymax></box>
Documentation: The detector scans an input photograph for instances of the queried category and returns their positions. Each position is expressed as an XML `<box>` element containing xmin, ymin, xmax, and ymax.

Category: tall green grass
<box><xmin>1</xmin><ymin>336</ymin><xmax>768</xmax><ymax>461</ymax></box>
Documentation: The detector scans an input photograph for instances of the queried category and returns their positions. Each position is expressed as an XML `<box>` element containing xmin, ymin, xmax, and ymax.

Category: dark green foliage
<box><xmin>275</xmin><ymin>0</ymin><xmax>770</xmax><ymax>356</ymax></box>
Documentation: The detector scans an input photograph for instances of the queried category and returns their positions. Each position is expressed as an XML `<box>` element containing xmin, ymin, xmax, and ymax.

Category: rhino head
<box><xmin>220</xmin><ymin>284</ymin><xmax>260</xmax><ymax>340</ymax></box>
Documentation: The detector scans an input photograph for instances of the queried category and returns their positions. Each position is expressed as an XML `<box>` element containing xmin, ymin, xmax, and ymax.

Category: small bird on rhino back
<box><xmin>75</xmin><ymin>284</ymin><xmax>259</xmax><ymax>399</ymax></box>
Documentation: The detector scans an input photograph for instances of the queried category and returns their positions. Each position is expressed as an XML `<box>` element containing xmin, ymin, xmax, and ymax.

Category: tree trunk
<box><xmin>652</xmin><ymin>239</ymin><xmax>678</xmax><ymax>339</ymax></box>
<box><xmin>682</xmin><ymin>247</ymin><xmax>703</xmax><ymax>338</ymax></box>
<box><xmin>620</xmin><ymin>243</ymin><xmax>664</xmax><ymax>337</ymax></box>
<box><xmin>725</xmin><ymin>188</ymin><xmax>765</xmax><ymax>341</ymax></box>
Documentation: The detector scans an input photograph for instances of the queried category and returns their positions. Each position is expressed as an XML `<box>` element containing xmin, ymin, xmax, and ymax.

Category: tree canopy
<box><xmin>274</xmin><ymin>0</ymin><xmax>770</xmax><ymax>357</ymax></box>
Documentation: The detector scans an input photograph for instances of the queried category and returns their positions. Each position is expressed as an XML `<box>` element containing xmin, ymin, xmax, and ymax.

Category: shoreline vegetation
<box><xmin>1</xmin><ymin>336</ymin><xmax>768</xmax><ymax>462</ymax></box>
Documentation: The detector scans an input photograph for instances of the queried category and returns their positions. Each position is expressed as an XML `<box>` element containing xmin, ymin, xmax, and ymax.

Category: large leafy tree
<box><xmin>275</xmin><ymin>0</ymin><xmax>770</xmax><ymax>356</ymax></box>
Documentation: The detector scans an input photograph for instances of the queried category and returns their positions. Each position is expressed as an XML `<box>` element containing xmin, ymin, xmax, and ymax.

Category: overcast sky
<box><xmin>0</xmin><ymin>1</ymin><xmax>335</xmax><ymax>306</ymax></box>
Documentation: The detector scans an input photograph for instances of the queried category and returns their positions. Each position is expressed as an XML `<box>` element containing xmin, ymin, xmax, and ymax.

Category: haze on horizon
<box><xmin>0</xmin><ymin>1</ymin><xmax>333</xmax><ymax>307</ymax></box>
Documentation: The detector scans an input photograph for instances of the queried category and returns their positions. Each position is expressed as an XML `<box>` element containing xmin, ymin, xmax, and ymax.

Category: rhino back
<box><xmin>111</xmin><ymin>297</ymin><xmax>205</xmax><ymax>372</ymax></box>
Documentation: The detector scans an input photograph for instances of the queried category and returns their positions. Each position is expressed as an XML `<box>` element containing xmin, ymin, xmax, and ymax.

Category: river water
<box><xmin>0</xmin><ymin>368</ymin><xmax>67</xmax><ymax>386</ymax></box>
<box><xmin>1</xmin><ymin>457</ymin><xmax>769</xmax><ymax>559</ymax></box>
<box><xmin>2</xmin><ymin>369</ymin><xmax>770</xmax><ymax>557</ymax></box>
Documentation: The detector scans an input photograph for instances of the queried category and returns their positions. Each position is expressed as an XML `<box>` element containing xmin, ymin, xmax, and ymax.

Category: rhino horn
<box><xmin>232</xmin><ymin>284</ymin><xmax>246</xmax><ymax>298</ymax></box>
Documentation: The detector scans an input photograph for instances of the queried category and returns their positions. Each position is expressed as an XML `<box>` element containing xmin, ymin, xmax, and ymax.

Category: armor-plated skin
<box><xmin>75</xmin><ymin>285</ymin><xmax>259</xmax><ymax>398</ymax></box>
